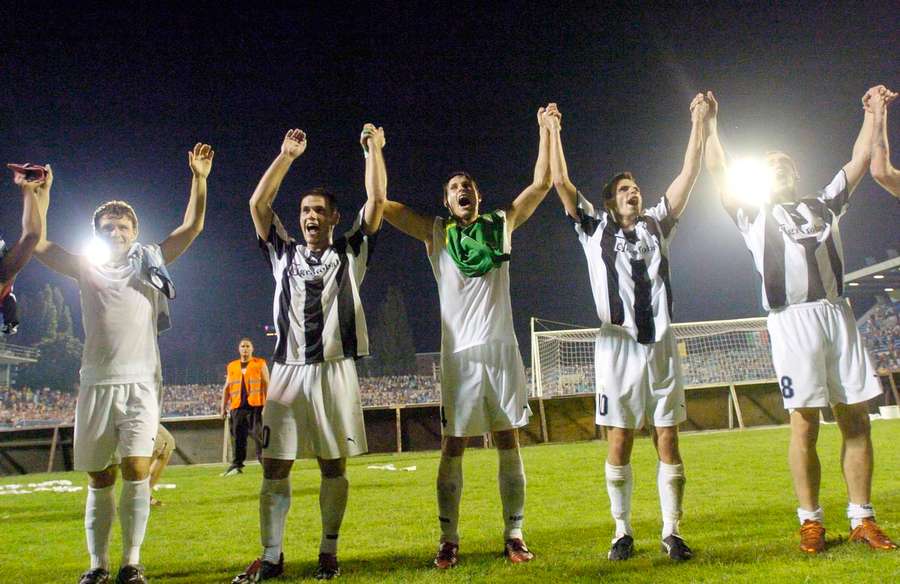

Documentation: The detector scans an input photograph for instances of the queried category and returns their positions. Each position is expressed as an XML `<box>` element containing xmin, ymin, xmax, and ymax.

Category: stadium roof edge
<box><xmin>845</xmin><ymin>256</ymin><xmax>900</xmax><ymax>282</ymax></box>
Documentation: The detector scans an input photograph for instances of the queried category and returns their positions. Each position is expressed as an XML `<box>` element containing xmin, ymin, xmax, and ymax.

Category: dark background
<box><xmin>2</xmin><ymin>3</ymin><xmax>898</xmax><ymax>378</ymax></box>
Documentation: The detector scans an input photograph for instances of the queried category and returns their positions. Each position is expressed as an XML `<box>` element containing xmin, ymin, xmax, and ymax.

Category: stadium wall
<box><xmin>2</xmin><ymin>375</ymin><xmax>897</xmax><ymax>476</ymax></box>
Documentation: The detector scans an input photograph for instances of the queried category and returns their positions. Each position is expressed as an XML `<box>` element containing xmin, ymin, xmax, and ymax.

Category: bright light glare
<box><xmin>727</xmin><ymin>158</ymin><xmax>773</xmax><ymax>207</ymax></box>
<box><xmin>848</xmin><ymin>282</ymin><xmax>860</xmax><ymax>286</ymax></box>
<box><xmin>873</xmin><ymin>275</ymin><xmax>885</xmax><ymax>279</ymax></box>
<box><xmin>886</xmin><ymin>288</ymin><xmax>895</xmax><ymax>292</ymax></box>
<box><xmin>83</xmin><ymin>238</ymin><xmax>111</xmax><ymax>266</ymax></box>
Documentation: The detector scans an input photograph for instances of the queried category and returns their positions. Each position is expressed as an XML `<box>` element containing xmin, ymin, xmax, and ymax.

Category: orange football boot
<box><xmin>849</xmin><ymin>518</ymin><xmax>899</xmax><ymax>550</ymax></box>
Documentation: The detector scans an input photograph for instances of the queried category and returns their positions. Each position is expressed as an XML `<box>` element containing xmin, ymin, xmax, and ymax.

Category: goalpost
<box><xmin>530</xmin><ymin>317</ymin><xmax>777</xmax><ymax>415</ymax></box>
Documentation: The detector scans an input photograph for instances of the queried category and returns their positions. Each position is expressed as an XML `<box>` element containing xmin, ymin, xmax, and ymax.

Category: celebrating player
<box><xmin>1</xmin><ymin>164</ymin><xmax>44</xmax><ymax>334</ymax></box>
<box><xmin>221</xmin><ymin>337</ymin><xmax>269</xmax><ymax>476</ymax></box>
<box><xmin>232</xmin><ymin>124</ymin><xmax>385</xmax><ymax>582</ymax></box>
<box><xmin>704</xmin><ymin>88</ymin><xmax>898</xmax><ymax>554</ymax></box>
<box><xmin>547</xmin><ymin>96</ymin><xmax>706</xmax><ymax>562</ymax></box>
<box><xmin>868</xmin><ymin>86</ymin><xmax>899</xmax><ymax>197</ymax></box>
<box><xmin>381</xmin><ymin>106</ymin><xmax>552</xmax><ymax>568</ymax></box>
<box><xmin>33</xmin><ymin>144</ymin><xmax>213</xmax><ymax>584</ymax></box>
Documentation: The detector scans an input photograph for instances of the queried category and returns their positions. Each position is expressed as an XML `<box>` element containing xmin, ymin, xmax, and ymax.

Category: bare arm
<box><xmin>261</xmin><ymin>361</ymin><xmax>270</xmax><ymax>400</ymax></box>
<box><xmin>250</xmin><ymin>129</ymin><xmax>307</xmax><ymax>240</ymax></box>
<box><xmin>160</xmin><ymin>143</ymin><xmax>215</xmax><ymax>265</ymax></box>
<box><xmin>870</xmin><ymin>88</ymin><xmax>900</xmax><ymax>197</ymax></box>
<box><xmin>382</xmin><ymin>200</ymin><xmax>433</xmax><ymax>246</ymax></box>
<box><xmin>703</xmin><ymin>91</ymin><xmax>733</xmax><ymax>205</ymax></box>
<box><xmin>546</xmin><ymin>104</ymin><xmax>581</xmax><ymax>219</ymax></box>
<box><xmin>221</xmin><ymin>380</ymin><xmax>230</xmax><ymax>418</ymax></box>
<box><xmin>30</xmin><ymin>166</ymin><xmax>82</xmax><ymax>279</ymax></box>
<box><xmin>360</xmin><ymin>124</ymin><xmax>387</xmax><ymax>234</ymax></box>
<box><xmin>842</xmin><ymin>98</ymin><xmax>875</xmax><ymax>195</ymax></box>
<box><xmin>1</xmin><ymin>177</ymin><xmax>42</xmax><ymax>283</ymax></box>
<box><xmin>506</xmin><ymin>106</ymin><xmax>553</xmax><ymax>232</ymax></box>
<box><xmin>664</xmin><ymin>94</ymin><xmax>707</xmax><ymax>218</ymax></box>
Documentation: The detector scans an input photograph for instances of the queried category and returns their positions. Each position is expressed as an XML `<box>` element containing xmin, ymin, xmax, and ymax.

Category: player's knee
<box><xmin>120</xmin><ymin>458</ymin><xmax>151</xmax><ymax>481</ymax></box>
<box><xmin>442</xmin><ymin>436</ymin><xmax>467</xmax><ymax>457</ymax></box>
<box><xmin>835</xmin><ymin>406</ymin><xmax>871</xmax><ymax>439</ymax></box>
<box><xmin>262</xmin><ymin>457</ymin><xmax>293</xmax><ymax>479</ymax></box>
<box><xmin>318</xmin><ymin>457</ymin><xmax>346</xmax><ymax>479</ymax></box>
<box><xmin>492</xmin><ymin>429</ymin><xmax>519</xmax><ymax>450</ymax></box>
<box><xmin>88</xmin><ymin>466</ymin><xmax>118</xmax><ymax>489</ymax></box>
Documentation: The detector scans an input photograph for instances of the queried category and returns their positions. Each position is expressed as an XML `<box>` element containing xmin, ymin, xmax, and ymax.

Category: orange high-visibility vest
<box><xmin>226</xmin><ymin>357</ymin><xmax>267</xmax><ymax>409</ymax></box>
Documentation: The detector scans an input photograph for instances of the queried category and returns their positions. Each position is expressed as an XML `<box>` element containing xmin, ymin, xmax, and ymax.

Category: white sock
<box><xmin>797</xmin><ymin>506</ymin><xmax>824</xmax><ymax>525</ymax></box>
<box><xmin>847</xmin><ymin>502</ymin><xmax>875</xmax><ymax>529</ymax></box>
<box><xmin>657</xmin><ymin>462</ymin><xmax>686</xmax><ymax>539</ymax></box>
<box><xmin>497</xmin><ymin>448</ymin><xmax>526</xmax><ymax>540</ymax></box>
<box><xmin>85</xmin><ymin>484</ymin><xmax>116</xmax><ymax>570</ymax></box>
<box><xmin>119</xmin><ymin>478</ymin><xmax>151</xmax><ymax>566</ymax></box>
<box><xmin>260</xmin><ymin>477</ymin><xmax>292</xmax><ymax>563</ymax></box>
<box><xmin>319</xmin><ymin>475</ymin><xmax>349</xmax><ymax>555</ymax></box>
<box><xmin>436</xmin><ymin>455</ymin><xmax>463</xmax><ymax>544</ymax></box>
<box><xmin>605</xmin><ymin>462</ymin><xmax>633</xmax><ymax>540</ymax></box>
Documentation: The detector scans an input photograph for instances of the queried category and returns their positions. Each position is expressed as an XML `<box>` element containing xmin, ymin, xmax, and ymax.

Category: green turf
<box><xmin>2</xmin><ymin>422</ymin><xmax>899</xmax><ymax>583</ymax></box>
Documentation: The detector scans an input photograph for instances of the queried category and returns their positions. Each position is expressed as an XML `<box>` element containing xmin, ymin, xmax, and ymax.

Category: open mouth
<box><xmin>305</xmin><ymin>223</ymin><xmax>321</xmax><ymax>236</ymax></box>
<box><xmin>458</xmin><ymin>195</ymin><xmax>473</xmax><ymax>209</ymax></box>
<box><xmin>627</xmin><ymin>196</ymin><xmax>640</xmax><ymax>206</ymax></box>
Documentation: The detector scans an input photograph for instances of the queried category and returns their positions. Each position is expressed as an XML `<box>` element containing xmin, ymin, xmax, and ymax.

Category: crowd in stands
<box><xmin>0</xmin><ymin>386</ymin><xmax>76</xmax><ymax>428</ymax></box>
<box><xmin>359</xmin><ymin>375</ymin><xmax>439</xmax><ymax>406</ymax></box>
<box><xmin>860</xmin><ymin>299</ymin><xmax>900</xmax><ymax>373</ymax></box>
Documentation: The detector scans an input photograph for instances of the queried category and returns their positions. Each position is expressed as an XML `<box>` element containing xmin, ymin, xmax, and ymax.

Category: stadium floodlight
<box><xmin>849</xmin><ymin>282</ymin><xmax>860</xmax><ymax>286</ymax></box>
<box><xmin>873</xmin><ymin>274</ymin><xmax>885</xmax><ymax>279</ymax></box>
<box><xmin>727</xmin><ymin>158</ymin><xmax>773</xmax><ymax>207</ymax></box>
<box><xmin>886</xmin><ymin>288</ymin><xmax>895</xmax><ymax>292</ymax></box>
<box><xmin>83</xmin><ymin>237</ymin><xmax>111</xmax><ymax>265</ymax></box>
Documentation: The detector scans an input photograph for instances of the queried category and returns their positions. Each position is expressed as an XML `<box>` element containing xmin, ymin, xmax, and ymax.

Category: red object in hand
<box><xmin>6</xmin><ymin>163</ymin><xmax>48</xmax><ymax>182</ymax></box>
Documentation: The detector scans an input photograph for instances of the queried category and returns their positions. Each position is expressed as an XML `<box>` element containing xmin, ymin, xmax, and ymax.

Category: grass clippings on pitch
<box><xmin>1</xmin><ymin>422</ymin><xmax>899</xmax><ymax>583</ymax></box>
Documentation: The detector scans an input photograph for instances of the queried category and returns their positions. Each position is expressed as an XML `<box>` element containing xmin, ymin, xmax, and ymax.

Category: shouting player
<box><xmin>381</xmin><ymin>106</ymin><xmax>553</xmax><ymax>568</ymax></box>
<box><xmin>232</xmin><ymin>124</ymin><xmax>384</xmax><ymax>582</ymax></box>
<box><xmin>547</xmin><ymin>96</ymin><xmax>707</xmax><ymax>562</ymax></box>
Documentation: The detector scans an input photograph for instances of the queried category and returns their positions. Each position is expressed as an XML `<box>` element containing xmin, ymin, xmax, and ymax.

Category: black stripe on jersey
<box><xmin>335</xmin><ymin>252</ymin><xmax>358</xmax><ymax>358</ymax></box>
<box><xmin>600</xmin><ymin>222</ymin><xmax>626</xmax><ymax>326</ymax></box>
<box><xmin>784</xmin><ymin>203</ymin><xmax>827</xmax><ymax>302</ymax></box>
<box><xmin>347</xmin><ymin>229</ymin><xmax>364</xmax><ymax>256</ymax></box>
<box><xmin>273</xmin><ymin>244</ymin><xmax>296</xmax><ymax>363</ymax></box>
<box><xmin>303</xmin><ymin>276</ymin><xmax>326</xmax><ymax>363</ymax></box>
<box><xmin>576</xmin><ymin>208</ymin><xmax>601</xmax><ymax>237</ymax></box>
<box><xmin>824</xmin><ymin>233</ymin><xmax>844</xmax><ymax>296</ymax></box>
<box><xmin>625</xmin><ymin>231</ymin><xmax>655</xmax><ymax>344</ymax></box>
<box><xmin>822</xmin><ymin>173</ymin><xmax>849</xmax><ymax>215</ymax></box>
<box><xmin>644</xmin><ymin>218</ymin><xmax>674</xmax><ymax>322</ymax></box>
<box><xmin>762</xmin><ymin>211</ymin><xmax>787</xmax><ymax>309</ymax></box>
<box><xmin>658</xmin><ymin>196</ymin><xmax>678</xmax><ymax>239</ymax></box>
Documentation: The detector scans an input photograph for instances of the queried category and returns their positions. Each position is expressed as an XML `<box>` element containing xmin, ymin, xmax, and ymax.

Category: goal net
<box><xmin>531</xmin><ymin>317</ymin><xmax>776</xmax><ymax>397</ymax></box>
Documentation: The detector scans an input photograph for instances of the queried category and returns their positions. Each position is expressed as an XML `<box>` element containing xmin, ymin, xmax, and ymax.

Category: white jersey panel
<box><xmin>78</xmin><ymin>254</ymin><xmax>162</xmax><ymax>386</ymax></box>
<box><xmin>428</xmin><ymin>210</ymin><xmax>517</xmax><ymax>354</ymax></box>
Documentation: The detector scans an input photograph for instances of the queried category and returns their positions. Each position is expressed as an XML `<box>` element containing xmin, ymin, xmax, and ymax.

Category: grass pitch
<box><xmin>2</xmin><ymin>422</ymin><xmax>899</xmax><ymax>583</ymax></box>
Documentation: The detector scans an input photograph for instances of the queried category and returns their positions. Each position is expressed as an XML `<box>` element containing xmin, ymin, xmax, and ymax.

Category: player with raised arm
<box><xmin>232</xmin><ymin>124</ymin><xmax>385</xmax><ymax>583</ymax></box>
<box><xmin>2</xmin><ymin>164</ymin><xmax>43</xmax><ymax>334</ymax></box>
<box><xmin>704</xmin><ymin>88</ymin><xmax>898</xmax><ymax>554</ymax></box>
<box><xmin>868</xmin><ymin>86</ymin><xmax>899</xmax><ymax>197</ymax></box>
<box><xmin>381</xmin><ymin>106</ymin><xmax>552</xmax><ymax>569</ymax></box>
<box><xmin>547</xmin><ymin>96</ymin><xmax>707</xmax><ymax>562</ymax></box>
<box><xmin>32</xmin><ymin>144</ymin><xmax>214</xmax><ymax>584</ymax></box>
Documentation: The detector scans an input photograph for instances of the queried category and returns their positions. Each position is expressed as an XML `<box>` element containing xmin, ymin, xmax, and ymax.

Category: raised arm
<box><xmin>31</xmin><ymin>166</ymin><xmax>82</xmax><ymax>279</ymax></box>
<box><xmin>869</xmin><ymin>88</ymin><xmax>900</xmax><ymax>198</ymax></box>
<box><xmin>841</xmin><ymin>87</ymin><xmax>880</xmax><ymax>195</ymax></box>
<box><xmin>360</xmin><ymin>124</ymin><xmax>387</xmax><ymax>235</ymax></box>
<box><xmin>382</xmin><ymin>200</ymin><xmax>434</xmax><ymax>246</ymax></box>
<box><xmin>1</xmin><ymin>170</ymin><xmax>43</xmax><ymax>283</ymax></box>
<box><xmin>250</xmin><ymin>129</ymin><xmax>307</xmax><ymax>239</ymax></box>
<box><xmin>506</xmin><ymin>106</ymin><xmax>553</xmax><ymax>232</ymax></box>
<box><xmin>703</xmin><ymin>91</ymin><xmax>733</xmax><ymax>205</ymax></box>
<box><xmin>546</xmin><ymin>104</ymin><xmax>581</xmax><ymax>219</ymax></box>
<box><xmin>160</xmin><ymin>143</ymin><xmax>214</xmax><ymax>264</ymax></box>
<box><xmin>664</xmin><ymin>94</ymin><xmax>707</xmax><ymax>218</ymax></box>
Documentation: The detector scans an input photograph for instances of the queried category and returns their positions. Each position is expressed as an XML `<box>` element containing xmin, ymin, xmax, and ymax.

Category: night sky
<box><xmin>2</xmin><ymin>4</ymin><xmax>898</xmax><ymax>380</ymax></box>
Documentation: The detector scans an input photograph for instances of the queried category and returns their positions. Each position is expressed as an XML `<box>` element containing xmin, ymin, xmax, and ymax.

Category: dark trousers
<box><xmin>230</xmin><ymin>407</ymin><xmax>263</xmax><ymax>467</ymax></box>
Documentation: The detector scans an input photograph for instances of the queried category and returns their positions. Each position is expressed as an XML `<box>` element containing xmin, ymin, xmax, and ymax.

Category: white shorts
<box><xmin>767</xmin><ymin>299</ymin><xmax>883</xmax><ymax>409</ymax></box>
<box><xmin>594</xmin><ymin>327</ymin><xmax>686</xmax><ymax>429</ymax></box>
<box><xmin>74</xmin><ymin>382</ymin><xmax>160</xmax><ymax>472</ymax></box>
<box><xmin>262</xmin><ymin>359</ymin><xmax>367</xmax><ymax>460</ymax></box>
<box><xmin>440</xmin><ymin>342</ymin><xmax>532</xmax><ymax>438</ymax></box>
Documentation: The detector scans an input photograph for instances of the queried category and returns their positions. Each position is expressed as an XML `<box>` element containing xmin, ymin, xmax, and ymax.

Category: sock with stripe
<box><xmin>498</xmin><ymin>447</ymin><xmax>526</xmax><ymax>540</ymax></box>
<box><xmin>319</xmin><ymin>475</ymin><xmax>349</xmax><ymax>555</ymax></box>
<box><xmin>436</xmin><ymin>454</ymin><xmax>463</xmax><ymax>544</ymax></box>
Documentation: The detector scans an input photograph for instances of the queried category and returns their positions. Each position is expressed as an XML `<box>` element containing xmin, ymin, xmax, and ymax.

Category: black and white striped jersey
<box><xmin>572</xmin><ymin>193</ymin><xmax>677</xmax><ymax>345</ymax></box>
<box><xmin>260</xmin><ymin>208</ymin><xmax>376</xmax><ymax>365</ymax></box>
<box><xmin>725</xmin><ymin>169</ymin><xmax>849</xmax><ymax>312</ymax></box>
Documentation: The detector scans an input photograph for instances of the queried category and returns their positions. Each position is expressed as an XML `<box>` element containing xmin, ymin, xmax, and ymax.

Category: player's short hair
<box><xmin>92</xmin><ymin>200</ymin><xmax>139</xmax><ymax>231</ymax></box>
<box><xmin>299</xmin><ymin>187</ymin><xmax>338</xmax><ymax>213</ymax></box>
<box><xmin>239</xmin><ymin>337</ymin><xmax>253</xmax><ymax>345</ymax></box>
<box><xmin>443</xmin><ymin>171</ymin><xmax>481</xmax><ymax>202</ymax></box>
<box><xmin>765</xmin><ymin>150</ymin><xmax>799</xmax><ymax>178</ymax></box>
<box><xmin>601</xmin><ymin>171</ymin><xmax>635</xmax><ymax>201</ymax></box>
